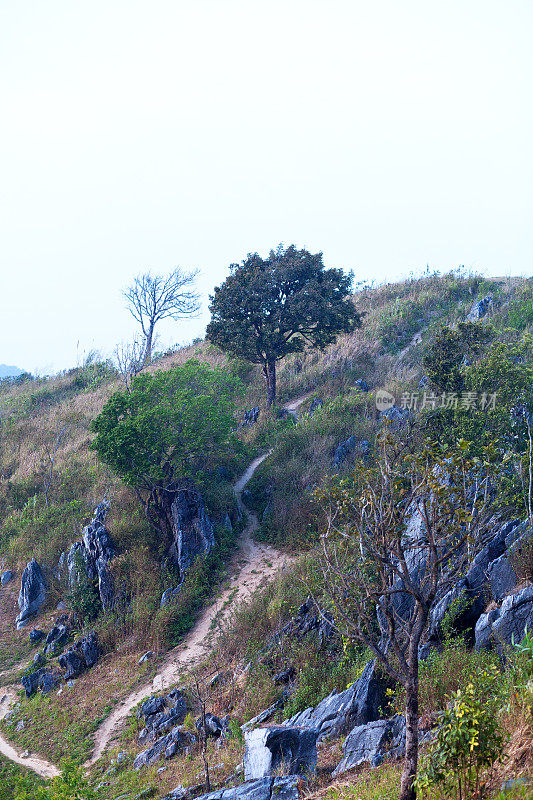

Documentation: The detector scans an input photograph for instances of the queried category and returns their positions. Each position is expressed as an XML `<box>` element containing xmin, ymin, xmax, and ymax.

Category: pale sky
<box><xmin>1</xmin><ymin>0</ymin><xmax>531</xmax><ymax>374</ymax></box>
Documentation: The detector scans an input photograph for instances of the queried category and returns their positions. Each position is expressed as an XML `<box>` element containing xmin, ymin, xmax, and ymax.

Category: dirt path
<box><xmin>86</xmin><ymin>394</ymin><xmax>307</xmax><ymax>765</ymax></box>
<box><xmin>0</xmin><ymin>689</ymin><xmax>60</xmax><ymax>779</ymax></box>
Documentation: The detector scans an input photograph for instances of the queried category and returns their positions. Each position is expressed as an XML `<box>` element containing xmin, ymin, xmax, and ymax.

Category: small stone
<box><xmin>139</xmin><ymin>651</ymin><xmax>154</xmax><ymax>664</ymax></box>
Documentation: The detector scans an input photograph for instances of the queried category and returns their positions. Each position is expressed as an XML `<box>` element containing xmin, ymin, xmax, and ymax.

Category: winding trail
<box><xmin>0</xmin><ymin>689</ymin><xmax>60</xmax><ymax>779</ymax></box>
<box><xmin>0</xmin><ymin>393</ymin><xmax>308</xmax><ymax>778</ymax></box>
<box><xmin>86</xmin><ymin>393</ymin><xmax>308</xmax><ymax>766</ymax></box>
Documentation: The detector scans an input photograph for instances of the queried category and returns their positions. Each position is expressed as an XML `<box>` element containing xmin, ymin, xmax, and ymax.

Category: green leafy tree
<box><xmin>423</xmin><ymin>322</ymin><xmax>494</xmax><ymax>392</ymax></box>
<box><xmin>206</xmin><ymin>245</ymin><xmax>361</xmax><ymax>407</ymax></box>
<box><xmin>90</xmin><ymin>361</ymin><xmax>243</xmax><ymax>545</ymax></box>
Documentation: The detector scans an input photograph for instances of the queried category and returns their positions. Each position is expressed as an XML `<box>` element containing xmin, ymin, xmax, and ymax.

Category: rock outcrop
<box><xmin>244</xmin><ymin>726</ymin><xmax>319</xmax><ymax>780</ymax></box>
<box><xmin>1</xmin><ymin>570</ymin><xmax>14</xmax><ymax>586</ymax></box>
<box><xmin>333</xmin><ymin>715</ymin><xmax>406</xmax><ymax>776</ymax></box>
<box><xmin>467</xmin><ymin>294</ymin><xmax>492</xmax><ymax>322</ymax></box>
<box><xmin>67</xmin><ymin>502</ymin><xmax>116</xmax><ymax>611</ymax></box>
<box><xmin>58</xmin><ymin>631</ymin><xmax>98</xmax><ymax>679</ymax></box>
<box><xmin>16</xmin><ymin>559</ymin><xmax>46</xmax><ymax>629</ymax></box>
<box><xmin>167</xmin><ymin>488</ymin><xmax>215</xmax><ymax>582</ymax></box>
<box><xmin>163</xmin><ymin>777</ymin><xmax>299</xmax><ymax>800</ymax></box>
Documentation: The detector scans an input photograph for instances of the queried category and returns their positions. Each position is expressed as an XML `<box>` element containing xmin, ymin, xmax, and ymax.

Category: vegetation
<box><xmin>207</xmin><ymin>244</ymin><xmax>361</xmax><ymax>406</ymax></box>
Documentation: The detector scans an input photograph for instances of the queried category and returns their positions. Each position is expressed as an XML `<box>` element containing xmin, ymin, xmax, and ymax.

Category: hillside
<box><xmin>0</xmin><ymin>270</ymin><xmax>532</xmax><ymax>800</ymax></box>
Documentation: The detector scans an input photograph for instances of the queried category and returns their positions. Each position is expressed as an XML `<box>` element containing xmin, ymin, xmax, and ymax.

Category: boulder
<box><xmin>1</xmin><ymin>570</ymin><xmax>14</xmax><ymax>586</ymax></box>
<box><xmin>29</xmin><ymin>629</ymin><xmax>45</xmax><ymax>644</ymax></box>
<box><xmin>333</xmin><ymin>715</ymin><xmax>406</xmax><ymax>776</ymax></box>
<box><xmin>239</xmin><ymin>407</ymin><xmax>260</xmax><ymax>428</ymax></box>
<box><xmin>308</xmin><ymin>398</ymin><xmax>323</xmax><ymax>415</ymax></box>
<box><xmin>59</xmin><ymin>649</ymin><xmax>85</xmax><ymax>680</ymax></box>
<box><xmin>171</xmin><ymin>777</ymin><xmax>299</xmax><ymax>800</ymax></box>
<box><xmin>488</xmin><ymin>554</ymin><xmax>518</xmax><ymax>603</ymax></box>
<box><xmin>333</xmin><ymin>436</ymin><xmax>357</xmax><ymax>467</ymax></box>
<box><xmin>281</xmin><ymin>598</ymin><xmax>336</xmax><ymax>647</ymax></box>
<box><xmin>244</xmin><ymin>726</ymin><xmax>319</xmax><ymax>780</ymax></box>
<box><xmin>76</xmin><ymin>631</ymin><xmax>98</xmax><ymax>667</ymax></box>
<box><xmin>33</xmin><ymin>652</ymin><xmax>46</xmax><ymax>668</ymax></box>
<box><xmin>196</xmin><ymin>713</ymin><xmax>224</xmax><ymax>739</ymax></box>
<box><xmin>273</xmin><ymin>667</ymin><xmax>296</xmax><ymax>685</ymax></box>
<box><xmin>381</xmin><ymin>406</ymin><xmax>410</xmax><ymax>429</ymax></box>
<box><xmin>168</xmin><ymin>488</ymin><xmax>215</xmax><ymax>582</ymax></box>
<box><xmin>21</xmin><ymin>668</ymin><xmax>59</xmax><ymax>697</ymax></box>
<box><xmin>45</xmin><ymin>624</ymin><xmax>69</xmax><ymax>648</ymax></box>
<box><xmin>16</xmin><ymin>560</ymin><xmax>46</xmax><ymax>629</ymax></box>
<box><xmin>492</xmin><ymin>585</ymin><xmax>533</xmax><ymax>649</ymax></box>
<box><xmin>68</xmin><ymin>502</ymin><xmax>116</xmax><ymax>611</ymax></box>
<box><xmin>474</xmin><ymin>609</ymin><xmax>500</xmax><ymax>651</ymax></box>
<box><xmin>284</xmin><ymin>660</ymin><xmax>388</xmax><ymax>741</ymax></box>
<box><xmin>467</xmin><ymin>294</ymin><xmax>492</xmax><ymax>322</ymax></box>
<box><xmin>354</xmin><ymin>379</ymin><xmax>369</xmax><ymax>392</ymax></box>
<box><xmin>140</xmin><ymin>696</ymin><xmax>165</xmax><ymax>719</ymax></box>
<box><xmin>133</xmin><ymin>726</ymin><xmax>196</xmax><ymax>769</ymax></box>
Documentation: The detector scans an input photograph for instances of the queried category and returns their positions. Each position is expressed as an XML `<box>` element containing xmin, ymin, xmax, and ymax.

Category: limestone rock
<box><xmin>67</xmin><ymin>502</ymin><xmax>116</xmax><ymax>612</ymax></box>
<box><xmin>168</xmin><ymin>488</ymin><xmax>215</xmax><ymax>581</ymax></box>
<box><xmin>1</xmin><ymin>570</ymin><xmax>14</xmax><ymax>586</ymax></box>
<box><xmin>16</xmin><ymin>560</ymin><xmax>46</xmax><ymax>629</ymax></box>
<box><xmin>333</xmin><ymin>715</ymin><xmax>406</xmax><ymax>776</ymax></box>
<box><xmin>244</xmin><ymin>726</ymin><xmax>318</xmax><ymax>781</ymax></box>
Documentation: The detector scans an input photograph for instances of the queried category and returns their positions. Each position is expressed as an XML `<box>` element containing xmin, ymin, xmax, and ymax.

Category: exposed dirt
<box><xmin>0</xmin><ymin>688</ymin><xmax>60</xmax><ymax>779</ymax></box>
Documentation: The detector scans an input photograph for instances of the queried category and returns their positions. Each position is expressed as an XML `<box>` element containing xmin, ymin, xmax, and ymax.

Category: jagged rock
<box><xmin>21</xmin><ymin>668</ymin><xmax>59</xmax><ymax>697</ymax></box>
<box><xmin>488</xmin><ymin>554</ymin><xmax>518</xmax><ymax>603</ymax></box>
<box><xmin>239</xmin><ymin>407</ymin><xmax>260</xmax><ymax>428</ymax></box>
<box><xmin>59</xmin><ymin>650</ymin><xmax>85</xmax><ymax>679</ymax></box>
<box><xmin>273</xmin><ymin>667</ymin><xmax>296</xmax><ymax>685</ymax></box>
<box><xmin>133</xmin><ymin>726</ymin><xmax>196</xmax><ymax>769</ymax></box>
<box><xmin>67</xmin><ymin>503</ymin><xmax>116</xmax><ymax>611</ymax></box>
<box><xmin>59</xmin><ymin>632</ymin><xmax>98</xmax><ymax>678</ymax></box>
<box><xmin>33</xmin><ymin>652</ymin><xmax>46</xmax><ymax>668</ymax></box>
<box><xmin>1</xmin><ymin>570</ymin><xmax>14</xmax><ymax>586</ymax></box>
<box><xmin>165</xmin><ymin>777</ymin><xmax>299</xmax><ymax>800</ymax></box>
<box><xmin>161</xmin><ymin>787</ymin><xmax>189</xmax><ymax>800</ymax></box>
<box><xmin>308</xmin><ymin>398</ymin><xmax>323</xmax><ymax>415</ymax></box>
<box><xmin>354</xmin><ymin>379</ymin><xmax>369</xmax><ymax>392</ymax></box>
<box><xmin>467</xmin><ymin>294</ymin><xmax>492</xmax><ymax>322</ymax></box>
<box><xmin>381</xmin><ymin>406</ymin><xmax>410</xmax><ymax>428</ymax></box>
<box><xmin>196</xmin><ymin>713</ymin><xmax>223</xmax><ymax>739</ymax></box>
<box><xmin>141</xmin><ymin>696</ymin><xmax>166</xmax><ymax>718</ymax></box>
<box><xmin>29</xmin><ymin>629</ymin><xmax>45</xmax><ymax>644</ymax></box>
<box><xmin>45</xmin><ymin>624</ymin><xmax>69</xmax><ymax>648</ymax></box>
<box><xmin>492</xmin><ymin>585</ymin><xmax>533</xmax><ymax>649</ymax></box>
<box><xmin>333</xmin><ymin>715</ymin><xmax>406</xmax><ymax>776</ymax></box>
<box><xmin>281</xmin><ymin>598</ymin><xmax>336</xmax><ymax>648</ymax></box>
<box><xmin>244</xmin><ymin>726</ymin><xmax>319</xmax><ymax>780</ymax></box>
<box><xmin>160</xmin><ymin>587</ymin><xmax>181</xmax><ymax>608</ymax></box>
<box><xmin>16</xmin><ymin>560</ymin><xmax>46</xmax><ymax>629</ymax></box>
<box><xmin>242</xmin><ymin>700</ymin><xmax>284</xmax><ymax>732</ymax></box>
<box><xmin>168</xmin><ymin>488</ymin><xmax>215</xmax><ymax>582</ymax></box>
<box><xmin>333</xmin><ymin>436</ymin><xmax>357</xmax><ymax>467</ymax></box>
<box><xmin>474</xmin><ymin>609</ymin><xmax>500</xmax><ymax>651</ymax></box>
<box><xmin>284</xmin><ymin>660</ymin><xmax>388</xmax><ymax>741</ymax></box>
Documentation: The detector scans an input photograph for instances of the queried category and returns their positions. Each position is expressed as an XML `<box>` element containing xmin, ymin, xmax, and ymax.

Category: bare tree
<box><xmin>316</xmin><ymin>430</ymin><xmax>497</xmax><ymax>800</ymax></box>
<box><xmin>114</xmin><ymin>338</ymin><xmax>144</xmax><ymax>391</ymax></box>
<box><xmin>124</xmin><ymin>269</ymin><xmax>201</xmax><ymax>366</ymax></box>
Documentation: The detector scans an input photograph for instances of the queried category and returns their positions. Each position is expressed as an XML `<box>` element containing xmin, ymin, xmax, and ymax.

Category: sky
<box><xmin>0</xmin><ymin>1</ymin><xmax>532</xmax><ymax>374</ymax></box>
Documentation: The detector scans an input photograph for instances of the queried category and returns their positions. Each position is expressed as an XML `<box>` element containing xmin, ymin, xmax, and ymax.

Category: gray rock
<box><xmin>467</xmin><ymin>294</ymin><xmax>492</xmax><ymax>322</ymax></box>
<box><xmin>45</xmin><ymin>624</ymin><xmax>69</xmax><ymax>648</ymax></box>
<box><xmin>161</xmin><ymin>786</ymin><xmax>189</xmax><ymax>799</ymax></box>
<box><xmin>67</xmin><ymin>503</ymin><xmax>116</xmax><ymax>611</ymax></box>
<box><xmin>493</xmin><ymin>585</ymin><xmax>533</xmax><ymax>649</ymax></box>
<box><xmin>139</xmin><ymin>651</ymin><xmax>154</xmax><ymax>664</ymax></box>
<box><xmin>160</xmin><ymin>587</ymin><xmax>181</xmax><ymax>608</ymax></box>
<box><xmin>39</xmin><ymin>671</ymin><xmax>59</xmax><ymax>694</ymax></box>
<box><xmin>244</xmin><ymin>726</ymin><xmax>319</xmax><ymax>780</ymax></box>
<box><xmin>59</xmin><ymin>631</ymin><xmax>98</xmax><ymax>678</ymax></box>
<box><xmin>354</xmin><ymin>379</ymin><xmax>369</xmax><ymax>392</ymax></box>
<box><xmin>168</xmin><ymin>488</ymin><xmax>215</xmax><ymax>582</ymax></box>
<box><xmin>196</xmin><ymin>713</ymin><xmax>223</xmax><ymax>739</ymax></box>
<box><xmin>169</xmin><ymin>778</ymin><xmax>299</xmax><ymax>800</ymax></box>
<box><xmin>474</xmin><ymin>609</ymin><xmax>500</xmax><ymax>651</ymax></box>
<box><xmin>16</xmin><ymin>560</ymin><xmax>46</xmax><ymax>629</ymax></box>
<box><xmin>488</xmin><ymin>554</ymin><xmax>518</xmax><ymax>603</ymax></box>
<box><xmin>1</xmin><ymin>570</ymin><xmax>14</xmax><ymax>586</ymax></box>
<box><xmin>77</xmin><ymin>631</ymin><xmax>98</xmax><ymax>667</ymax></box>
<box><xmin>59</xmin><ymin>649</ymin><xmax>85</xmax><ymax>680</ymax></box>
<box><xmin>239</xmin><ymin>407</ymin><xmax>260</xmax><ymax>428</ymax></box>
<box><xmin>133</xmin><ymin>727</ymin><xmax>196</xmax><ymax>769</ymax></box>
<box><xmin>29</xmin><ymin>628</ymin><xmax>45</xmax><ymax>644</ymax></box>
<box><xmin>333</xmin><ymin>715</ymin><xmax>406</xmax><ymax>776</ymax></box>
<box><xmin>21</xmin><ymin>668</ymin><xmax>58</xmax><ymax>697</ymax></box>
<box><xmin>381</xmin><ymin>406</ymin><xmax>410</xmax><ymax>429</ymax></box>
<box><xmin>33</xmin><ymin>652</ymin><xmax>46</xmax><ymax>668</ymax></box>
<box><xmin>308</xmin><ymin>398</ymin><xmax>323</xmax><ymax>415</ymax></box>
<box><xmin>333</xmin><ymin>436</ymin><xmax>358</xmax><ymax>467</ymax></box>
<box><xmin>500</xmin><ymin>777</ymin><xmax>529</xmax><ymax>792</ymax></box>
<box><xmin>284</xmin><ymin>660</ymin><xmax>388</xmax><ymax>741</ymax></box>
<box><xmin>141</xmin><ymin>696</ymin><xmax>165</xmax><ymax>719</ymax></box>
<box><xmin>273</xmin><ymin>667</ymin><xmax>296</xmax><ymax>685</ymax></box>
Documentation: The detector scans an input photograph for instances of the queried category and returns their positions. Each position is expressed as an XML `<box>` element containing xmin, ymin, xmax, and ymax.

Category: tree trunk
<box><xmin>263</xmin><ymin>359</ymin><xmax>276</xmax><ymax>408</ymax></box>
<box><xmin>143</xmin><ymin>321</ymin><xmax>155</xmax><ymax>366</ymax></box>
<box><xmin>400</xmin><ymin>668</ymin><xmax>419</xmax><ymax>800</ymax></box>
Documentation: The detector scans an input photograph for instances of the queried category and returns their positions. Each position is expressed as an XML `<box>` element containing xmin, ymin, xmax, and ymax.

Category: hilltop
<box><xmin>0</xmin><ymin>270</ymin><xmax>532</xmax><ymax>800</ymax></box>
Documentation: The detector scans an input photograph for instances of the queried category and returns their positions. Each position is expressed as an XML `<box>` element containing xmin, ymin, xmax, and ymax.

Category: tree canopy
<box><xmin>90</xmin><ymin>361</ymin><xmax>243</xmax><ymax>537</ymax></box>
<box><xmin>206</xmin><ymin>245</ymin><xmax>361</xmax><ymax>406</ymax></box>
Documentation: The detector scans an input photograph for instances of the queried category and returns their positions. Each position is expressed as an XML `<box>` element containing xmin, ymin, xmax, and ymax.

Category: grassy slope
<box><xmin>0</xmin><ymin>271</ymin><xmax>532</xmax><ymax>798</ymax></box>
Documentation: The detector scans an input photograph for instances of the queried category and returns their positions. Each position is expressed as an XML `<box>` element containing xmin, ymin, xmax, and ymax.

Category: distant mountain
<box><xmin>0</xmin><ymin>364</ymin><xmax>23</xmax><ymax>379</ymax></box>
